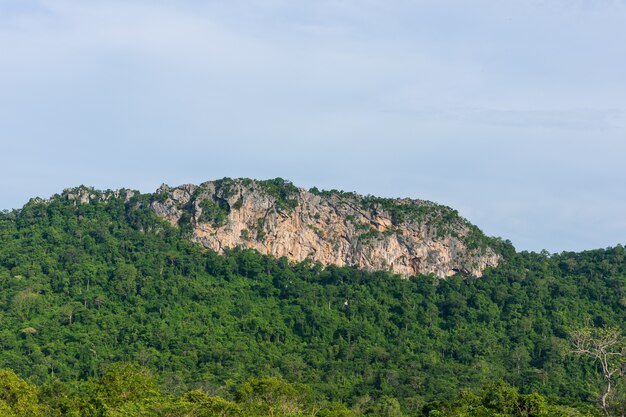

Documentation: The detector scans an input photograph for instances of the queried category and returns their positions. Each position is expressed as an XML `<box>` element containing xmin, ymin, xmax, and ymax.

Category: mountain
<box><xmin>1</xmin><ymin>178</ymin><xmax>624</xmax><ymax>417</ymax></box>
<box><xmin>137</xmin><ymin>178</ymin><xmax>498</xmax><ymax>278</ymax></box>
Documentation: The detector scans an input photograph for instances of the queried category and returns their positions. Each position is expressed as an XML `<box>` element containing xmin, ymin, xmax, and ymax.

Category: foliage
<box><xmin>571</xmin><ymin>326</ymin><xmax>625</xmax><ymax>416</ymax></box>
<box><xmin>311</xmin><ymin>186</ymin><xmax>499</xmax><ymax>252</ymax></box>
<box><xmin>257</xmin><ymin>178</ymin><xmax>299</xmax><ymax>211</ymax></box>
<box><xmin>0</xmin><ymin>192</ymin><xmax>625</xmax><ymax>415</ymax></box>
<box><xmin>423</xmin><ymin>381</ymin><xmax>596</xmax><ymax>417</ymax></box>
<box><xmin>199</xmin><ymin>199</ymin><xmax>230</xmax><ymax>227</ymax></box>
<box><xmin>237</xmin><ymin>376</ymin><xmax>311</xmax><ymax>416</ymax></box>
<box><xmin>0</xmin><ymin>366</ymin><xmax>599</xmax><ymax>417</ymax></box>
<box><xmin>0</xmin><ymin>369</ymin><xmax>48</xmax><ymax>416</ymax></box>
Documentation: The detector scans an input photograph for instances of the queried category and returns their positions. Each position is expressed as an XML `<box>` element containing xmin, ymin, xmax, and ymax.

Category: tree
<box><xmin>182</xmin><ymin>390</ymin><xmax>242</xmax><ymax>417</ymax></box>
<box><xmin>236</xmin><ymin>377</ymin><xmax>309</xmax><ymax>417</ymax></box>
<box><xmin>0</xmin><ymin>369</ymin><xmax>48</xmax><ymax>417</ymax></box>
<box><xmin>94</xmin><ymin>363</ymin><xmax>160</xmax><ymax>412</ymax></box>
<box><xmin>364</xmin><ymin>396</ymin><xmax>404</xmax><ymax>417</ymax></box>
<box><xmin>571</xmin><ymin>326</ymin><xmax>625</xmax><ymax>416</ymax></box>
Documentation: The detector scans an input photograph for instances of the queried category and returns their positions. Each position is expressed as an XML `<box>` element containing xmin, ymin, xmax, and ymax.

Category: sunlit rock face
<box><xmin>150</xmin><ymin>178</ymin><xmax>500</xmax><ymax>278</ymax></box>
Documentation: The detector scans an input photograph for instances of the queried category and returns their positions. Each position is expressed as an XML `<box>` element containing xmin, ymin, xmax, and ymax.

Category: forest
<box><xmin>1</xmin><ymin>189</ymin><xmax>625</xmax><ymax>416</ymax></box>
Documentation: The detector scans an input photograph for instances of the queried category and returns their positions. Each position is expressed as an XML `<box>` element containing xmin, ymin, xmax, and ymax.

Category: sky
<box><xmin>1</xmin><ymin>0</ymin><xmax>625</xmax><ymax>253</ymax></box>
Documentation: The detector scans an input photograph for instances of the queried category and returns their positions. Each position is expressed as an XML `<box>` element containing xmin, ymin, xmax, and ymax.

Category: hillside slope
<box><xmin>1</xmin><ymin>181</ymin><xmax>626</xmax><ymax>415</ymax></box>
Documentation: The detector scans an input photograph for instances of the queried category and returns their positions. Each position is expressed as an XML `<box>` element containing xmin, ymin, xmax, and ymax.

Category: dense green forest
<box><xmin>1</xmin><ymin>188</ymin><xmax>625</xmax><ymax>415</ymax></box>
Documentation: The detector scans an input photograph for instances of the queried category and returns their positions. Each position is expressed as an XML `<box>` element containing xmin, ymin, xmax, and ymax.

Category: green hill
<box><xmin>0</xmin><ymin>183</ymin><xmax>624</xmax><ymax>416</ymax></box>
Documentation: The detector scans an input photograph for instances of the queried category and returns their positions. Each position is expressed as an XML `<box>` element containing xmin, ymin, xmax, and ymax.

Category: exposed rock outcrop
<box><xmin>150</xmin><ymin>178</ymin><xmax>500</xmax><ymax>278</ymax></box>
<box><xmin>62</xmin><ymin>186</ymin><xmax>136</xmax><ymax>204</ymax></box>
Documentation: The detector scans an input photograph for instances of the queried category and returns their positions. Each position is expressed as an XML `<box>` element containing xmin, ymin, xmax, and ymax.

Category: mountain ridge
<box><xmin>40</xmin><ymin>177</ymin><xmax>501</xmax><ymax>278</ymax></box>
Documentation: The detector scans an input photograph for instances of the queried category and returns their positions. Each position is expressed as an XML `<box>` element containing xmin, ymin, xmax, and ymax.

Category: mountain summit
<box><xmin>147</xmin><ymin>178</ymin><xmax>500</xmax><ymax>278</ymax></box>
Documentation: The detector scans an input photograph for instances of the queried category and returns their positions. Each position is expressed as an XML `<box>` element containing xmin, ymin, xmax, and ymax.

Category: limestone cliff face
<box><xmin>150</xmin><ymin>179</ymin><xmax>500</xmax><ymax>278</ymax></box>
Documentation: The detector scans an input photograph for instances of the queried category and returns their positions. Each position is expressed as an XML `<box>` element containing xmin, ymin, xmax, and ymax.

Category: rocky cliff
<box><xmin>149</xmin><ymin>178</ymin><xmax>500</xmax><ymax>278</ymax></box>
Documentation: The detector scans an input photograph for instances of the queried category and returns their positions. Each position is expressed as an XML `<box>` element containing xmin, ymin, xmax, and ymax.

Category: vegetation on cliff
<box><xmin>151</xmin><ymin>178</ymin><xmax>501</xmax><ymax>278</ymax></box>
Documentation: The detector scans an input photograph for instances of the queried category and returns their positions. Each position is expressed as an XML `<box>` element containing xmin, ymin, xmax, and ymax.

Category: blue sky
<box><xmin>1</xmin><ymin>0</ymin><xmax>625</xmax><ymax>252</ymax></box>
